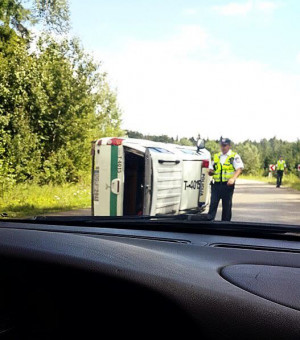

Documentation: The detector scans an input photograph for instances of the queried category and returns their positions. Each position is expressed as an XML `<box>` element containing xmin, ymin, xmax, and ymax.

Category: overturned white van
<box><xmin>91</xmin><ymin>137</ymin><xmax>211</xmax><ymax>216</ymax></box>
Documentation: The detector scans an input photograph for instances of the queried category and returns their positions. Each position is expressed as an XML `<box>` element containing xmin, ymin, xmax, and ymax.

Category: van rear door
<box><xmin>92</xmin><ymin>139</ymin><xmax>124</xmax><ymax>216</ymax></box>
<box><xmin>144</xmin><ymin>147</ymin><xmax>183</xmax><ymax>216</ymax></box>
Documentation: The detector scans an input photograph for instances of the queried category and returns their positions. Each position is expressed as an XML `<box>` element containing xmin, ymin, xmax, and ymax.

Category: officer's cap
<box><xmin>220</xmin><ymin>137</ymin><xmax>231</xmax><ymax>145</ymax></box>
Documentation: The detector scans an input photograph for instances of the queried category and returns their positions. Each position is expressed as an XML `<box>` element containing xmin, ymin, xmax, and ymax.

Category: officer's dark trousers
<box><xmin>277</xmin><ymin>170</ymin><xmax>283</xmax><ymax>187</ymax></box>
<box><xmin>208</xmin><ymin>182</ymin><xmax>235</xmax><ymax>221</ymax></box>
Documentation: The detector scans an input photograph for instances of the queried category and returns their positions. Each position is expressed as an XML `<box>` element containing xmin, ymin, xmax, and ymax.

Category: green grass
<box><xmin>0</xmin><ymin>180</ymin><xmax>91</xmax><ymax>218</ymax></box>
<box><xmin>241</xmin><ymin>173</ymin><xmax>300</xmax><ymax>191</ymax></box>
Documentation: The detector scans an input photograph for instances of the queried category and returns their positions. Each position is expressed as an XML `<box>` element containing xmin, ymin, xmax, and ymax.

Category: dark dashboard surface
<box><xmin>0</xmin><ymin>220</ymin><xmax>299</xmax><ymax>339</ymax></box>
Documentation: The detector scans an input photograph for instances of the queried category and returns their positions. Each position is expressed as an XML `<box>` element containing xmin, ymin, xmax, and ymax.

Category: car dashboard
<box><xmin>0</xmin><ymin>219</ymin><xmax>299</xmax><ymax>339</ymax></box>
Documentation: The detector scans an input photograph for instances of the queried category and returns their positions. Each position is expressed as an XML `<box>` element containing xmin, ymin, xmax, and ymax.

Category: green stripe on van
<box><xmin>110</xmin><ymin>145</ymin><xmax>118</xmax><ymax>216</ymax></box>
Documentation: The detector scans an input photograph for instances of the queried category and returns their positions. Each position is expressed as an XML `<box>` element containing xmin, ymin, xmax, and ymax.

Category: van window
<box><xmin>148</xmin><ymin>147</ymin><xmax>173</xmax><ymax>154</ymax></box>
<box><xmin>177</xmin><ymin>149</ymin><xmax>197</xmax><ymax>155</ymax></box>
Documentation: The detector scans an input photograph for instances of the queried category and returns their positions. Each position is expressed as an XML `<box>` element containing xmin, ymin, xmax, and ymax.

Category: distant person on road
<box><xmin>208</xmin><ymin>137</ymin><xmax>244</xmax><ymax>221</ymax></box>
<box><xmin>276</xmin><ymin>156</ymin><xmax>286</xmax><ymax>188</ymax></box>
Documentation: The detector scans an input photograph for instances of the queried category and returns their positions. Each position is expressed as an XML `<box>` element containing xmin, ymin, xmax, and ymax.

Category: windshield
<box><xmin>0</xmin><ymin>0</ymin><xmax>299</xmax><ymax>226</ymax></box>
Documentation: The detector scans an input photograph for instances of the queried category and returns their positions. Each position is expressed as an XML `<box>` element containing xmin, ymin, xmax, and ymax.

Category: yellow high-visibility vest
<box><xmin>213</xmin><ymin>152</ymin><xmax>237</xmax><ymax>182</ymax></box>
<box><xmin>277</xmin><ymin>160</ymin><xmax>285</xmax><ymax>171</ymax></box>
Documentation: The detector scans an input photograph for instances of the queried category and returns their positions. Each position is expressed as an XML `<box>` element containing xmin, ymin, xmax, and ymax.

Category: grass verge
<box><xmin>0</xmin><ymin>180</ymin><xmax>91</xmax><ymax>218</ymax></box>
<box><xmin>241</xmin><ymin>173</ymin><xmax>300</xmax><ymax>191</ymax></box>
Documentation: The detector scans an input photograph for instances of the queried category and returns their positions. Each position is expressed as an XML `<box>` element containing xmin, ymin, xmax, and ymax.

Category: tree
<box><xmin>0</xmin><ymin>0</ymin><xmax>70</xmax><ymax>37</ymax></box>
<box><xmin>126</xmin><ymin>130</ymin><xmax>144</xmax><ymax>139</ymax></box>
<box><xmin>0</xmin><ymin>15</ymin><xmax>123</xmax><ymax>184</ymax></box>
<box><xmin>205</xmin><ymin>140</ymin><xmax>219</xmax><ymax>156</ymax></box>
<box><xmin>235</xmin><ymin>142</ymin><xmax>261</xmax><ymax>175</ymax></box>
<box><xmin>33</xmin><ymin>0</ymin><xmax>70</xmax><ymax>32</ymax></box>
<box><xmin>177</xmin><ymin>137</ymin><xmax>193</xmax><ymax>146</ymax></box>
<box><xmin>0</xmin><ymin>34</ymin><xmax>41</xmax><ymax>185</ymax></box>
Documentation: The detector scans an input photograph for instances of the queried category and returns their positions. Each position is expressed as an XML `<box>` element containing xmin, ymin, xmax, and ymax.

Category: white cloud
<box><xmin>212</xmin><ymin>1</ymin><xmax>253</xmax><ymax>16</ymax></box>
<box><xmin>212</xmin><ymin>1</ymin><xmax>281</xmax><ymax>16</ymax></box>
<box><xmin>183</xmin><ymin>8</ymin><xmax>198</xmax><ymax>15</ymax></box>
<box><xmin>256</xmin><ymin>1</ymin><xmax>281</xmax><ymax>11</ymax></box>
<box><xmin>95</xmin><ymin>25</ymin><xmax>300</xmax><ymax>142</ymax></box>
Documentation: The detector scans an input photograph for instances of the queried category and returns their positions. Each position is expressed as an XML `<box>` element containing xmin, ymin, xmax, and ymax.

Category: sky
<box><xmin>69</xmin><ymin>0</ymin><xmax>300</xmax><ymax>142</ymax></box>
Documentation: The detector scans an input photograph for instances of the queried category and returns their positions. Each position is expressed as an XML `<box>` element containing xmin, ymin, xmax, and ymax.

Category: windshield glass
<box><xmin>0</xmin><ymin>0</ymin><xmax>299</xmax><ymax>226</ymax></box>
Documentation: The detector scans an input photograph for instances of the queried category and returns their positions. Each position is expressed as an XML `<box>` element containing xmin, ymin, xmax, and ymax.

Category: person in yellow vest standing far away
<box><xmin>276</xmin><ymin>156</ymin><xmax>286</xmax><ymax>188</ymax></box>
<box><xmin>208</xmin><ymin>137</ymin><xmax>244</xmax><ymax>221</ymax></box>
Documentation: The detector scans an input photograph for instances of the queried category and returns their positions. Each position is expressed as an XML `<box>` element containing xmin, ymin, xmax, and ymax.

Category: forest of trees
<box><xmin>0</xmin><ymin>0</ymin><xmax>122</xmax><ymax>188</ymax></box>
<box><xmin>127</xmin><ymin>131</ymin><xmax>300</xmax><ymax>176</ymax></box>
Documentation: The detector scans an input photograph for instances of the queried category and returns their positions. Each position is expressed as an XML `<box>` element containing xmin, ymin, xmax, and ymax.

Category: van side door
<box><xmin>144</xmin><ymin>148</ymin><xmax>183</xmax><ymax>216</ymax></box>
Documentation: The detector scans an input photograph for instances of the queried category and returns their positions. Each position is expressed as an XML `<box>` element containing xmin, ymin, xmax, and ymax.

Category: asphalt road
<box><xmin>223</xmin><ymin>179</ymin><xmax>300</xmax><ymax>225</ymax></box>
<box><xmin>51</xmin><ymin>179</ymin><xmax>300</xmax><ymax>225</ymax></box>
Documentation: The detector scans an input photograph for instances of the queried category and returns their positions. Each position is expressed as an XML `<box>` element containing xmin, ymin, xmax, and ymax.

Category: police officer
<box><xmin>208</xmin><ymin>137</ymin><xmax>244</xmax><ymax>221</ymax></box>
<box><xmin>276</xmin><ymin>156</ymin><xmax>286</xmax><ymax>188</ymax></box>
